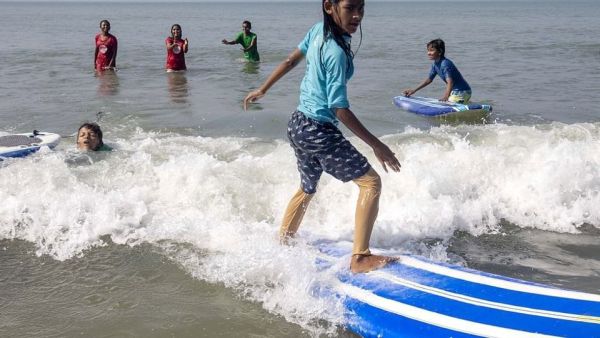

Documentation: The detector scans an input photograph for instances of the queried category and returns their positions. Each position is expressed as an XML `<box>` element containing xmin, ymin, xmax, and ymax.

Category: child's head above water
<box><xmin>427</xmin><ymin>38</ymin><xmax>445</xmax><ymax>59</ymax></box>
<box><xmin>76</xmin><ymin>122</ymin><xmax>104</xmax><ymax>151</ymax></box>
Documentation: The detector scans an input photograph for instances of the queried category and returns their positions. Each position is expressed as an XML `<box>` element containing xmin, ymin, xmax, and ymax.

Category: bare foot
<box><xmin>350</xmin><ymin>254</ymin><xmax>398</xmax><ymax>273</ymax></box>
<box><xmin>279</xmin><ymin>233</ymin><xmax>295</xmax><ymax>246</ymax></box>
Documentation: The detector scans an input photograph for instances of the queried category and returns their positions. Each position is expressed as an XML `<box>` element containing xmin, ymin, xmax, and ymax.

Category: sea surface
<box><xmin>1</xmin><ymin>1</ymin><xmax>600</xmax><ymax>336</ymax></box>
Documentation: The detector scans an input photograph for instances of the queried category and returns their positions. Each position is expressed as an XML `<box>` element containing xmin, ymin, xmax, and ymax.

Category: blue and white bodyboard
<box><xmin>393</xmin><ymin>95</ymin><xmax>492</xmax><ymax>116</ymax></box>
<box><xmin>0</xmin><ymin>131</ymin><xmax>61</xmax><ymax>159</ymax></box>
<box><xmin>315</xmin><ymin>240</ymin><xmax>600</xmax><ymax>338</ymax></box>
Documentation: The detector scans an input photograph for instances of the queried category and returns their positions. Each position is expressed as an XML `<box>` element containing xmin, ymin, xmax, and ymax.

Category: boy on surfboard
<box><xmin>404</xmin><ymin>38</ymin><xmax>471</xmax><ymax>103</ymax></box>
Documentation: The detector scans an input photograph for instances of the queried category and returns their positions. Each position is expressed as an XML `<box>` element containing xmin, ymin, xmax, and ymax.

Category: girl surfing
<box><xmin>244</xmin><ymin>0</ymin><xmax>401</xmax><ymax>273</ymax></box>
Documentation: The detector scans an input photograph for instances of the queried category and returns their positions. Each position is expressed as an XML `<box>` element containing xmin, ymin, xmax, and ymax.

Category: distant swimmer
<box><xmin>166</xmin><ymin>24</ymin><xmax>188</xmax><ymax>72</ymax></box>
<box><xmin>244</xmin><ymin>0</ymin><xmax>401</xmax><ymax>274</ymax></box>
<box><xmin>403</xmin><ymin>38</ymin><xmax>472</xmax><ymax>103</ymax></box>
<box><xmin>222</xmin><ymin>20</ymin><xmax>260</xmax><ymax>62</ymax></box>
<box><xmin>94</xmin><ymin>20</ymin><xmax>118</xmax><ymax>72</ymax></box>
<box><xmin>76</xmin><ymin>122</ymin><xmax>112</xmax><ymax>151</ymax></box>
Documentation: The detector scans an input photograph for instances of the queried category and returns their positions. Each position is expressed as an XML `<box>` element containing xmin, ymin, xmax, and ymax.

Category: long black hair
<box><xmin>99</xmin><ymin>19</ymin><xmax>111</xmax><ymax>31</ymax></box>
<box><xmin>171</xmin><ymin>24</ymin><xmax>182</xmax><ymax>36</ymax></box>
<box><xmin>321</xmin><ymin>0</ymin><xmax>362</xmax><ymax>72</ymax></box>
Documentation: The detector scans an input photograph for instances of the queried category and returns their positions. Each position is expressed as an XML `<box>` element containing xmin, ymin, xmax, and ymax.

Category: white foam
<box><xmin>2</xmin><ymin>122</ymin><xmax>600</xmax><ymax>334</ymax></box>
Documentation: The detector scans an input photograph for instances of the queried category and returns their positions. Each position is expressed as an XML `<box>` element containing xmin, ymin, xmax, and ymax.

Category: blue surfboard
<box><xmin>315</xmin><ymin>240</ymin><xmax>600</xmax><ymax>338</ymax></box>
<box><xmin>0</xmin><ymin>131</ymin><xmax>61</xmax><ymax>159</ymax></box>
<box><xmin>393</xmin><ymin>95</ymin><xmax>492</xmax><ymax>116</ymax></box>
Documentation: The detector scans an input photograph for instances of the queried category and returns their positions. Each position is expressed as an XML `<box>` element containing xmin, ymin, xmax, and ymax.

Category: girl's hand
<box><xmin>243</xmin><ymin>89</ymin><xmax>265</xmax><ymax>111</ymax></box>
<box><xmin>373</xmin><ymin>142</ymin><xmax>401</xmax><ymax>173</ymax></box>
<box><xmin>403</xmin><ymin>89</ymin><xmax>414</xmax><ymax>97</ymax></box>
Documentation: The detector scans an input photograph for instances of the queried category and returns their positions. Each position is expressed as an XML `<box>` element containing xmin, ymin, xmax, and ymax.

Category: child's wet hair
<box><xmin>321</xmin><ymin>0</ymin><xmax>362</xmax><ymax>72</ymax></box>
<box><xmin>77</xmin><ymin>122</ymin><xmax>104</xmax><ymax>149</ymax></box>
<box><xmin>427</xmin><ymin>38</ymin><xmax>445</xmax><ymax>58</ymax></box>
<box><xmin>99</xmin><ymin>19</ymin><xmax>111</xmax><ymax>28</ymax></box>
<box><xmin>242</xmin><ymin>20</ymin><xmax>251</xmax><ymax>29</ymax></box>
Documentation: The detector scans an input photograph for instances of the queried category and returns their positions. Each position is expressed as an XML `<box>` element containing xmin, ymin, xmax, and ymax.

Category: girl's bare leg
<box><xmin>350</xmin><ymin>168</ymin><xmax>396</xmax><ymax>273</ymax></box>
<box><xmin>280</xmin><ymin>188</ymin><xmax>314</xmax><ymax>241</ymax></box>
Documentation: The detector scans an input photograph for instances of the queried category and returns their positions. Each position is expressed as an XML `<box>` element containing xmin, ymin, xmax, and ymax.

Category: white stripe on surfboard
<box><xmin>367</xmin><ymin>270</ymin><xmax>600</xmax><ymax>324</ymax></box>
<box><xmin>396</xmin><ymin>96</ymin><xmax>466</xmax><ymax>111</ymax></box>
<box><xmin>316</xmin><ymin>249</ymin><xmax>600</xmax><ymax>303</ymax></box>
<box><xmin>317</xmin><ymin>252</ymin><xmax>600</xmax><ymax>324</ymax></box>
<box><xmin>401</xmin><ymin>255</ymin><xmax>600</xmax><ymax>302</ymax></box>
<box><xmin>339</xmin><ymin>282</ymin><xmax>560</xmax><ymax>338</ymax></box>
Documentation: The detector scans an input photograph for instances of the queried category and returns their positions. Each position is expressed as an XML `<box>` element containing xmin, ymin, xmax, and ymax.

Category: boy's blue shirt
<box><xmin>297</xmin><ymin>22</ymin><xmax>354</xmax><ymax>125</ymax></box>
<box><xmin>428</xmin><ymin>57</ymin><xmax>471</xmax><ymax>92</ymax></box>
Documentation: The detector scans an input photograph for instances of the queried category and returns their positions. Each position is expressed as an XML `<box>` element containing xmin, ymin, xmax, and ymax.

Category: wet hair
<box><xmin>427</xmin><ymin>38</ymin><xmax>445</xmax><ymax>58</ymax></box>
<box><xmin>77</xmin><ymin>122</ymin><xmax>104</xmax><ymax>150</ymax></box>
<box><xmin>99</xmin><ymin>20</ymin><xmax>111</xmax><ymax>29</ymax></box>
<box><xmin>242</xmin><ymin>20</ymin><xmax>251</xmax><ymax>29</ymax></box>
<box><xmin>321</xmin><ymin>0</ymin><xmax>362</xmax><ymax>72</ymax></box>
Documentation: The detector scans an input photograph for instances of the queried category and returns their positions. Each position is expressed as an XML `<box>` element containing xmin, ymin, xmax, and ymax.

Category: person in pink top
<box><xmin>94</xmin><ymin>20</ymin><xmax>118</xmax><ymax>72</ymax></box>
<box><xmin>165</xmin><ymin>24</ymin><xmax>189</xmax><ymax>72</ymax></box>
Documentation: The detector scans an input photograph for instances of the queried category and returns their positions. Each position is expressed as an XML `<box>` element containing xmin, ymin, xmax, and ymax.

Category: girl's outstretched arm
<box><xmin>243</xmin><ymin>48</ymin><xmax>304</xmax><ymax>110</ymax></box>
<box><xmin>336</xmin><ymin>108</ymin><xmax>401</xmax><ymax>173</ymax></box>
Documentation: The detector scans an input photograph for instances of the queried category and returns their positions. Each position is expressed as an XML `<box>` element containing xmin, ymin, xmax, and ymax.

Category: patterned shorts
<box><xmin>448</xmin><ymin>90</ymin><xmax>472</xmax><ymax>103</ymax></box>
<box><xmin>287</xmin><ymin>110</ymin><xmax>371</xmax><ymax>194</ymax></box>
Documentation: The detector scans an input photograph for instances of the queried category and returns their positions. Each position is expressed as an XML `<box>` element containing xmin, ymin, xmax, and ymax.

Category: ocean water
<box><xmin>1</xmin><ymin>1</ymin><xmax>600</xmax><ymax>336</ymax></box>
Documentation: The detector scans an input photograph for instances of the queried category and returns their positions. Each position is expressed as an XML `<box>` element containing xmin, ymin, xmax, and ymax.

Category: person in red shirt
<box><xmin>94</xmin><ymin>20</ymin><xmax>118</xmax><ymax>72</ymax></box>
<box><xmin>165</xmin><ymin>24</ymin><xmax>189</xmax><ymax>72</ymax></box>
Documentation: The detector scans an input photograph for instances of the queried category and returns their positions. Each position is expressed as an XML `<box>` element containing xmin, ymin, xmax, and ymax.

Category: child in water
<box><xmin>165</xmin><ymin>24</ymin><xmax>189</xmax><ymax>72</ymax></box>
<box><xmin>404</xmin><ymin>38</ymin><xmax>471</xmax><ymax>103</ymax></box>
<box><xmin>94</xmin><ymin>20</ymin><xmax>118</xmax><ymax>72</ymax></box>
<box><xmin>244</xmin><ymin>0</ymin><xmax>401</xmax><ymax>273</ymax></box>
<box><xmin>76</xmin><ymin>123</ymin><xmax>112</xmax><ymax>151</ymax></box>
<box><xmin>222</xmin><ymin>20</ymin><xmax>260</xmax><ymax>62</ymax></box>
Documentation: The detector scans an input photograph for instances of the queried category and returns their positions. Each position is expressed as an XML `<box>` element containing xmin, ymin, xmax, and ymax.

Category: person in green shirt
<box><xmin>222</xmin><ymin>20</ymin><xmax>260</xmax><ymax>62</ymax></box>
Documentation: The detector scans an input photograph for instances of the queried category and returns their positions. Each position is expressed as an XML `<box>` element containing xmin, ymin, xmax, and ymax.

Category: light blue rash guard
<box><xmin>296</xmin><ymin>22</ymin><xmax>354</xmax><ymax>125</ymax></box>
<box><xmin>428</xmin><ymin>57</ymin><xmax>471</xmax><ymax>92</ymax></box>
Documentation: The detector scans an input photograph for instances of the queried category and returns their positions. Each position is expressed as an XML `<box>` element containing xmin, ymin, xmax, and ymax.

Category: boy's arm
<box><xmin>335</xmin><ymin>107</ymin><xmax>401</xmax><ymax>173</ymax></box>
<box><xmin>440</xmin><ymin>78</ymin><xmax>453</xmax><ymax>101</ymax></box>
<box><xmin>244</xmin><ymin>36</ymin><xmax>257</xmax><ymax>51</ymax></box>
<box><xmin>243</xmin><ymin>48</ymin><xmax>304</xmax><ymax>110</ymax></box>
<box><xmin>221</xmin><ymin>39</ymin><xmax>237</xmax><ymax>45</ymax></box>
<box><xmin>403</xmin><ymin>78</ymin><xmax>432</xmax><ymax>97</ymax></box>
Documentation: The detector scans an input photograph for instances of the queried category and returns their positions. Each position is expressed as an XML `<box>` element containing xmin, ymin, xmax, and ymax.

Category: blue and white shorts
<box><xmin>287</xmin><ymin>110</ymin><xmax>371</xmax><ymax>194</ymax></box>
